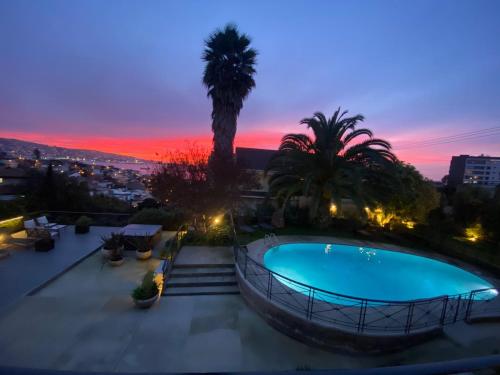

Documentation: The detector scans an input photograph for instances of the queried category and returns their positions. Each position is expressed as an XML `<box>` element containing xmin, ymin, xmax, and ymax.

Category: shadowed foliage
<box><xmin>203</xmin><ymin>24</ymin><xmax>257</xmax><ymax>164</ymax></box>
<box><xmin>267</xmin><ymin>108</ymin><xmax>397</xmax><ymax>225</ymax></box>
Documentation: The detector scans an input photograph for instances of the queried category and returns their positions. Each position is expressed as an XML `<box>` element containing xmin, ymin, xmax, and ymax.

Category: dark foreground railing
<box><xmin>1</xmin><ymin>354</ymin><xmax>500</xmax><ymax>374</ymax></box>
<box><xmin>234</xmin><ymin>245</ymin><xmax>500</xmax><ymax>335</ymax></box>
<box><xmin>161</xmin><ymin>223</ymin><xmax>188</xmax><ymax>276</ymax></box>
<box><xmin>43</xmin><ymin>210</ymin><xmax>133</xmax><ymax>227</ymax></box>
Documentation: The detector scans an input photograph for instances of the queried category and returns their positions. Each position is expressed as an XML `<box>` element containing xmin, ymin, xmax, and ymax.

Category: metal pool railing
<box><xmin>233</xmin><ymin>245</ymin><xmax>500</xmax><ymax>335</ymax></box>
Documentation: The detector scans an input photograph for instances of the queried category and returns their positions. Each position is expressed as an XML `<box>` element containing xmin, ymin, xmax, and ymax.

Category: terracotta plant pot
<box><xmin>135</xmin><ymin>249</ymin><xmax>152</xmax><ymax>260</ymax></box>
<box><xmin>133</xmin><ymin>294</ymin><xmax>158</xmax><ymax>309</ymax></box>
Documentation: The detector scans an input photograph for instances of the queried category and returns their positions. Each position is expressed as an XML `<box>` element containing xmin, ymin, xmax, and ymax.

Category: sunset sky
<box><xmin>1</xmin><ymin>0</ymin><xmax>499</xmax><ymax>180</ymax></box>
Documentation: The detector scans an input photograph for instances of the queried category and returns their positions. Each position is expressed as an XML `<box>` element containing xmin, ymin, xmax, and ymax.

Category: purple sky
<box><xmin>1</xmin><ymin>0</ymin><xmax>500</xmax><ymax>179</ymax></box>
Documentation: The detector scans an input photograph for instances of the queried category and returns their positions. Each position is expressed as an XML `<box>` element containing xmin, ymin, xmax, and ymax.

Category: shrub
<box><xmin>183</xmin><ymin>224</ymin><xmax>232</xmax><ymax>246</ymax></box>
<box><xmin>131</xmin><ymin>236</ymin><xmax>154</xmax><ymax>252</ymax></box>
<box><xmin>330</xmin><ymin>218</ymin><xmax>364</xmax><ymax>233</ymax></box>
<box><xmin>207</xmin><ymin>223</ymin><xmax>232</xmax><ymax>245</ymax></box>
<box><xmin>75</xmin><ymin>216</ymin><xmax>92</xmax><ymax>227</ymax></box>
<box><xmin>129</xmin><ymin>208</ymin><xmax>184</xmax><ymax>230</ymax></box>
<box><xmin>137</xmin><ymin>198</ymin><xmax>160</xmax><ymax>210</ymax></box>
<box><xmin>132</xmin><ymin>271</ymin><xmax>159</xmax><ymax>300</ymax></box>
<box><xmin>101</xmin><ymin>233</ymin><xmax>124</xmax><ymax>249</ymax></box>
<box><xmin>256</xmin><ymin>202</ymin><xmax>274</xmax><ymax>223</ymax></box>
<box><xmin>284</xmin><ymin>205</ymin><xmax>310</xmax><ymax>227</ymax></box>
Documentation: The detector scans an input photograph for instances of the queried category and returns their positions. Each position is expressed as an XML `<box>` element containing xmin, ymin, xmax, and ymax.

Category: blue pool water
<box><xmin>263</xmin><ymin>243</ymin><xmax>497</xmax><ymax>302</ymax></box>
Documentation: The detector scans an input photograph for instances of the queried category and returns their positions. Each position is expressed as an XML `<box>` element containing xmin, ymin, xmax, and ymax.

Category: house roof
<box><xmin>235</xmin><ymin>147</ymin><xmax>277</xmax><ymax>171</ymax></box>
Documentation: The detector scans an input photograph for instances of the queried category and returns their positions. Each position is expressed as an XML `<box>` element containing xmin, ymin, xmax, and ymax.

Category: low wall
<box><xmin>236</xmin><ymin>264</ymin><xmax>443</xmax><ymax>354</ymax></box>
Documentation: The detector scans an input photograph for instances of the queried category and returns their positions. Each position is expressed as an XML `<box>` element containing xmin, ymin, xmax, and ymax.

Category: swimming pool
<box><xmin>263</xmin><ymin>243</ymin><xmax>497</xmax><ymax>303</ymax></box>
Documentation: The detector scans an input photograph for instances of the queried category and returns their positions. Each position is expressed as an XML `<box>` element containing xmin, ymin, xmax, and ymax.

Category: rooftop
<box><xmin>235</xmin><ymin>147</ymin><xmax>277</xmax><ymax>171</ymax></box>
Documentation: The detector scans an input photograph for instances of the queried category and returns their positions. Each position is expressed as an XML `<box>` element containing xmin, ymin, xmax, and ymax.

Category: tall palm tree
<box><xmin>267</xmin><ymin>108</ymin><xmax>396</xmax><ymax>224</ymax></box>
<box><xmin>202</xmin><ymin>24</ymin><xmax>257</xmax><ymax>164</ymax></box>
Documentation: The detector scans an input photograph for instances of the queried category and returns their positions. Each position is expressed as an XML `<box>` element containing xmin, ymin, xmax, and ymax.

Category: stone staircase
<box><xmin>162</xmin><ymin>263</ymin><xmax>240</xmax><ymax>296</ymax></box>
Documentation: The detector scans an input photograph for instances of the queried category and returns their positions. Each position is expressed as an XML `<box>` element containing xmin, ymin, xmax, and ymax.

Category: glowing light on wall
<box><xmin>0</xmin><ymin>216</ymin><xmax>24</xmax><ymax>226</ymax></box>
<box><xmin>365</xmin><ymin>207</ymin><xmax>394</xmax><ymax>227</ymax></box>
<box><xmin>329</xmin><ymin>204</ymin><xmax>337</xmax><ymax>216</ymax></box>
<box><xmin>465</xmin><ymin>223</ymin><xmax>483</xmax><ymax>242</ymax></box>
<box><xmin>402</xmin><ymin>220</ymin><xmax>415</xmax><ymax>229</ymax></box>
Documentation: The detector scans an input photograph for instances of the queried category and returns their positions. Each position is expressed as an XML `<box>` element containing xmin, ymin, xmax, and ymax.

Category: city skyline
<box><xmin>1</xmin><ymin>0</ymin><xmax>500</xmax><ymax>179</ymax></box>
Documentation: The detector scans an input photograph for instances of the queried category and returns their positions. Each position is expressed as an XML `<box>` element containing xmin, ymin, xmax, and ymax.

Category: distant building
<box><xmin>448</xmin><ymin>155</ymin><xmax>500</xmax><ymax>188</ymax></box>
<box><xmin>0</xmin><ymin>152</ymin><xmax>19</xmax><ymax>168</ymax></box>
<box><xmin>235</xmin><ymin>147</ymin><xmax>277</xmax><ymax>208</ymax></box>
<box><xmin>0</xmin><ymin>167</ymin><xmax>28</xmax><ymax>200</ymax></box>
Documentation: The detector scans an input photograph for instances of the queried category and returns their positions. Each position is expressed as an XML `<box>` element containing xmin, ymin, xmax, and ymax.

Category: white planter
<box><xmin>108</xmin><ymin>258</ymin><xmax>124</xmax><ymax>267</ymax></box>
<box><xmin>101</xmin><ymin>247</ymin><xmax>112</xmax><ymax>258</ymax></box>
<box><xmin>133</xmin><ymin>294</ymin><xmax>159</xmax><ymax>309</ymax></box>
<box><xmin>135</xmin><ymin>249</ymin><xmax>152</xmax><ymax>260</ymax></box>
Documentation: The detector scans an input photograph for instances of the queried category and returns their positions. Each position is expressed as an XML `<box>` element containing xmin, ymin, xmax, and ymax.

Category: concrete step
<box><xmin>162</xmin><ymin>285</ymin><xmax>240</xmax><ymax>296</ymax></box>
<box><xmin>172</xmin><ymin>263</ymin><xmax>234</xmax><ymax>269</ymax></box>
<box><xmin>170</xmin><ymin>268</ymin><xmax>235</xmax><ymax>278</ymax></box>
<box><xmin>171</xmin><ymin>265</ymin><xmax>235</xmax><ymax>273</ymax></box>
<box><xmin>165</xmin><ymin>275</ymin><xmax>237</xmax><ymax>288</ymax></box>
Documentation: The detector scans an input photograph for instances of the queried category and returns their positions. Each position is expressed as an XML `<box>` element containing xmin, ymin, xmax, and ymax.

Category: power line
<box><xmin>394</xmin><ymin>126</ymin><xmax>500</xmax><ymax>148</ymax></box>
<box><xmin>394</xmin><ymin>126</ymin><xmax>500</xmax><ymax>147</ymax></box>
<box><xmin>393</xmin><ymin>127</ymin><xmax>500</xmax><ymax>150</ymax></box>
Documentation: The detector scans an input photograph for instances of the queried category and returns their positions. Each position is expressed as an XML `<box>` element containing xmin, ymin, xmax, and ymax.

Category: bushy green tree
<box><xmin>267</xmin><ymin>109</ymin><xmax>396</xmax><ymax>225</ymax></box>
<box><xmin>452</xmin><ymin>185</ymin><xmax>490</xmax><ymax>228</ymax></box>
<box><xmin>382</xmin><ymin>162</ymin><xmax>440</xmax><ymax>224</ymax></box>
<box><xmin>481</xmin><ymin>186</ymin><xmax>500</xmax><ymax>241</ymax></box>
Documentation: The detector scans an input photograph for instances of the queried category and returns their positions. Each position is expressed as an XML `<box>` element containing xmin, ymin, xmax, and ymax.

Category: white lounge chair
<box><xmin>24</xmin><ymin>219</ymin><xmax>37</xmax><ymax>230</ymax></box>
<box><xmin>24</xmin><ymin>219</ymin><xmax>60</xmax><ymax>239</ymax></box>
<box><xmin>36</xmin><ymin>216</ymin><xmax>66</xmax><ymax>233</ymax></box>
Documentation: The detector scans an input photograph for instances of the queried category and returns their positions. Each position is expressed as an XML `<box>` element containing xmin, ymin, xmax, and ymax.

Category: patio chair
<box><xmin>27</xmin><ymin>227</ymin><xmax>58</xmax><ymax>240</ymax></box>
<box><xmin>36</xmin><ymin>216</ymin><xmax>66</xmax><ymax>235</ymax></box>
<box><xmin>24</xmin><ymin>219</ymin><xmax>37</xmax><ymax>230</ymax></box>
<box><xmin>24</xmin><ymin>220</ymin><xmax>60</xmax><ymax>239</ymax></box>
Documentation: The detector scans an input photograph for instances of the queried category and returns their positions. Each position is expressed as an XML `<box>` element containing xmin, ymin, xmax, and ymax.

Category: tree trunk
<box><xmin>208</xmin><ymin>105</ymin><xmax>239</xmax><ymax>209</ymax></box>
<box><xmin>211</xmin><ymin>106</ymin><xmax>237</xmax><ymax>163</ymax></box>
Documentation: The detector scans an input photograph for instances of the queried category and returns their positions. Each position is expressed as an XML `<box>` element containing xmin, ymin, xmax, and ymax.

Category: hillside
<box><xmin>0</xmin><ymin>138</ymin><xmax>147</xmax><ymax>162</ymax></box>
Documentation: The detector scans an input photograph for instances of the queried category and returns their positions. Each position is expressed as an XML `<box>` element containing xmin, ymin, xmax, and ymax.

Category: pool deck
<box><xmin>238</xmin><ymin>235</ymin><xmax>500</xmax><ymax>349</ymax></box>
<box><xmin>0</xmin><ymin>239</ymin><xmax>499</xmax><ymax>372</ymax></box>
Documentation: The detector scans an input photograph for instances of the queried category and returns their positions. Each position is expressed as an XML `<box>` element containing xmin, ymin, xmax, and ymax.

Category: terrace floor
<box><xmin>0</xmin><ymin>242</ymin><xmax>500</xmax><ymax>372</ymax></box>
<box><xmin>0</xmin><ymin>225</ymin><xmax>120</xmax><ymax>312</ymax></box>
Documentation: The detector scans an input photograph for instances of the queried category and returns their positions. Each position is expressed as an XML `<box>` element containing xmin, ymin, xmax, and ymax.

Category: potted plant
<box><xmin>132</xmin><ymin>236</ymin><xmax>154</xmax><ymax>260</ymax></box>
<box><xmin>101</xmin><ymin>233</ymin><xmax>124</xmax><ymax>259</ymax></box>
<box><xmin>75</xmin><ymin>216</ymin><xmax>92</xmax><ymax>234</ymax></box>
<box><xmin>132</xmin><ymin>271</ymin><xmax>159</xmax><ymax>309</ymax></box>
<box><xmin>108</xmin><ymin>245</ymin><xmax>125</xmax><ymax>266</ymax></box>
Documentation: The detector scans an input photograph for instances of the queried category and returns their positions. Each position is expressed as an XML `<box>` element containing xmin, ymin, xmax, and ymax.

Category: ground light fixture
<box><xmin>0</xmin><ymin>216</ymin><xmax>24</xmax><ymax>226</ymax></box>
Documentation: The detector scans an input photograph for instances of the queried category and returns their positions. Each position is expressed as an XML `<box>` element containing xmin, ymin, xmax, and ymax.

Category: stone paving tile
<box><xmin>0</xmin><ymin>226</ymin><xmax>120</xmax><ymax>310</ymax></box>
<box><xmin>175</xmin><ymin>246</ymin><xmax>233</xmax><ymax>265</ymax></box>
<box><xmin>1</xmin><ymin>241</ymin><xmax>500</xmax><ymax>372</ymax></box>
